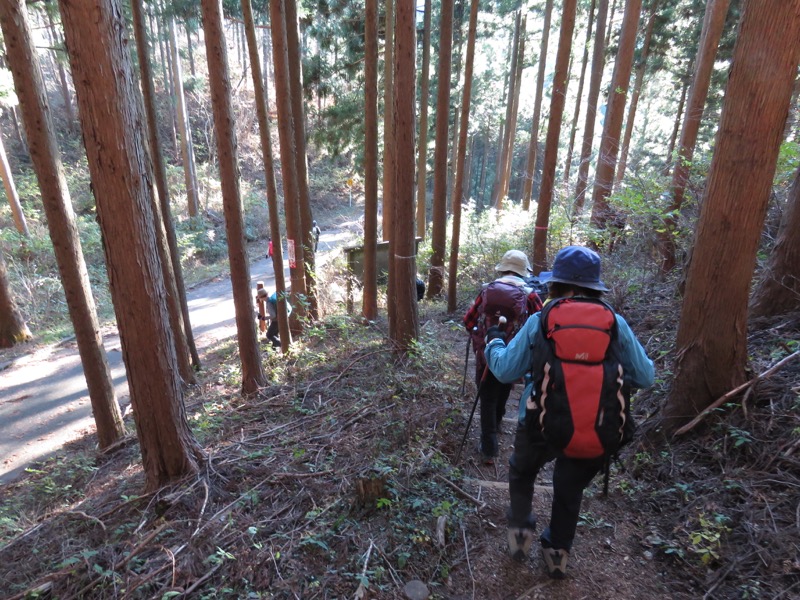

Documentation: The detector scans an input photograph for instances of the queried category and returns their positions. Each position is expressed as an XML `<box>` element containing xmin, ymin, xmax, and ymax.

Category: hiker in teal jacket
<box><xmin>484</xmin><ymin>246</ymin><xmax>654</xmax><ymax>579</ymax></box>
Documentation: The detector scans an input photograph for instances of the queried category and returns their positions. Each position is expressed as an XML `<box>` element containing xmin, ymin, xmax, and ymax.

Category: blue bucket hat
<box><xmin>539</xmin><ymin>246</ymin><xmax>609</xmax><ymax>292</ymax></box>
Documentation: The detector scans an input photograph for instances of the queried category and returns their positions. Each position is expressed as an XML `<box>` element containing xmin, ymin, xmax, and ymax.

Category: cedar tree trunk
<box><xmin>57</xmin><ymin>0</ymin><xmax>203</xmax><ymax>490</ymax></box>
<box><xmin>664</xmin><ymin>0</ymin><xmax>800</xmax><ymax>431</ymax></box>
<box><xmin>201</xmin><ymin>0</ymin><xmax>267</xmax><ymax>394</ymax></box>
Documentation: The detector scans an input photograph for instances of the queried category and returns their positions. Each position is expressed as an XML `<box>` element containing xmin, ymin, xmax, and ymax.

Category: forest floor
<box><xmin>1</xmin><ymin>237</ymin><xmax>799</xmax><ymax>599</ymax></box>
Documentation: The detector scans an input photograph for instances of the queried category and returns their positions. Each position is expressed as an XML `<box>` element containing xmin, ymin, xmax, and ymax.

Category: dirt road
<box><xmin>0</xmin><ymin>231</ymin><xmax>348</xmax><ymax>484</ymax></box>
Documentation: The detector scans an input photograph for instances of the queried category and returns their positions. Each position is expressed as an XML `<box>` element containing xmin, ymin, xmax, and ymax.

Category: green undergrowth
<box><xmin>0</xmin><ymin>303</ymin><xmax>480</xmax><ymax>599</ymax></box>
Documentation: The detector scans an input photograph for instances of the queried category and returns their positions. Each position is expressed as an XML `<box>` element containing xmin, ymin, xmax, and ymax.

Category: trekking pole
<box><xmin>455</xmin><ymin>317</ymin><xmax>506</xmax><ymax>463</ymax></box>
<box><xmin>460</xmin><ymin>328</ymin><xmax>475</xmax><ymax>396</ymax></box>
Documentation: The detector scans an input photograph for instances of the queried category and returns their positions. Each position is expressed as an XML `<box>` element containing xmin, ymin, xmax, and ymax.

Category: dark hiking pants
<box><xmin>508</xmin><ymin>423</ymin><xmax>603</xmax><ymax>551</ymax></box>
<box><xmin>475</xmin><ymin>361</ymin><xmax>512</xmax><ymax>457</ymax></box>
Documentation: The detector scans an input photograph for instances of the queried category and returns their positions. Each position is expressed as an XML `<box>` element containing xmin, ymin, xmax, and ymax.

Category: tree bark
<box><xmin>447</xmin><ymin>3</ymin><xmax>465</xmax><ymax>202</ymax></box>
<box><xmin>0</xmin><ymin>134</ymin><xmax>28</xmax><ymax>237</ymax></box>
<box><xmin>563</xmin><ymin>0</ymin><xmax>597</xmax><ymax>185</ymax></box>
<box><xmin>169</xmin><ymin>17</ymin><xmax>200</xmax><ymax>218</ymax></box>
<box><xmin>659</xmin><ymin>0</ymin><xmax>732</xmax><ymax>273</ymax></box>
<box><xmin>477</xmin><ymin>129</ymin><xmax>489</xmax><ymax>209</ymax></box>
<box><xmin>270</xmin><ymin>0</ymin><xmax>307</xmax><ymax>335</ymax></box>
<box><xmin>382</xmin><ymin>0</ymin><xmax>395</xmax><ymax>243</ymax></box>
<box><xmin>201</xmin><ymin>0</ymin><xmax>266</xmax><ymax>394</ymax></box>
<box><xmin>283</xmin><ymin>0</ymin><xmax>318</xmax><ymax>320</ymax></box>
<box><xmin>521</xmin><ymin>0</ymin><xmax>554</xmax><ymax>211</ymax></box>
<box><xmin>426</xmin><ymin>0</ymin><xmax>453</xmax><ymax>299</ymax></box>
<box><xmin>415</xmin><ymin>0</ymin><xmax>432</xmax><ymax>239</ymax></box>
<box><xmin>185</xmin><ymin>21</ymin><xmax>196</xmax><ymax>78</ymax></box>
<box><xmin>589</xmin><ymin>0</ymin><xmax>642</xmax><ymax>230</ymax></box>
<box><xmin>45</xmin><ymin>11</ymin><xmax>76</xmax><ymax>129</ymax></box>
<box><xmin>0</xmin><ymin>0</ymin><xmax>125</xmax><ymax>446</ymax></box>
<box><xmin>750</xmin><ymin>166</ymin><xmax>800</xmax><ymax>317</ymax></box>
<box><xmin>390</xmin><ymin>0</ymin><xmax>419</xmax><ymax>351</ymax></box>
<box><xmin>447</xmin><ymin>0</ymin><xmax>479</xmax><ymax>314</ymax></box>
<box><xmin>58</xmin><ymin>0</ymin><xmax>203</xmax><ymax>490</ymax></box>
<box><xmin>605</xmin><ymin>0</ymin><xmax>618</xmax><ymax>49</ymax></box>
<box><xmin>663</xmin><ymin>69</ymin><xmax>690</xmax><ymax>175</ymax></box>
<box><xmin>151</xmin><ymin>5</ymin><xmax>178</xmax><ymax>156</ymax></box>
<box><xmin>362</xmin><ymin>0</ymin><xmax>379</xmax><ymax>321</ymax></box>
<box><xmin>132</xmin><ymin>0</ymin><xmax>199</xmax><ymax>381</ymax></box>
<box><xmin>500</xmin><ymin>14</ymin><xmax>526</xmax><ymax>206</ymax></box>
<box><xmin>242</xmin><ymin>0</ymin><xmax>291</xmax><ymax>351</ymax></box>
<box><xmin>613</xmin><ymin>1</ymin><xmax>658</xmax><ymax>188</ymax></box>
<box><xmin>532</xmin><ymin>0</ymin><xmax>579</xmax><ymax>272</ymax></box>
<box><xmin>492</xmin><ymin>10</ymin><xmax>522</xmax><ymax>210</ymax></box>
<box><xmin>573</xmin><ymin>0</ymin><xmax>609</xmax><ymax>214</ymax></box>
<box><xmin>664</xmin><ymin>0</ymin><xmax>800</xmax><ymax>431</ymax></box>
<box><xmin>0</xmin><ymin>250</ymin><xmax>31</xmax><ymax>348</ymax></box>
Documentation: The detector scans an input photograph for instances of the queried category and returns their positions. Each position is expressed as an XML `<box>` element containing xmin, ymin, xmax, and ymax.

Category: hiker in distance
<box><xmin>484</xmin><ymin>246</ymin><xmax>654</xmax><ymax>579</ymax></box>
<box><xmin>312</xmin><ymin>220</ymin><xmax>321</xmax><ymax>253</ymax></box>
<box><xmin>256</xmin><ymin>287</ymin><xmax>292</xmax><ymax>349</ymax></box>
<box><xmin>463</xmin><ymin>250</ymin><xmax>543</xmax><ymax>464</ymax></box>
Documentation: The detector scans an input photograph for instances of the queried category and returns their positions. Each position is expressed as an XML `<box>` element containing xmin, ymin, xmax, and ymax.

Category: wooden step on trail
<box><xmin>466</xmin><ymin>478</ymin><xmax>553</xmax><ymax>494</ymax></box>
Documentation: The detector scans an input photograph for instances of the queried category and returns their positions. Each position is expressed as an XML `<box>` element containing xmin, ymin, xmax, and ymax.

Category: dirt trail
<box><xmin>455</xmin><ymin>400</ymin><xmax>678</xmax><ymax>600</ymax></box>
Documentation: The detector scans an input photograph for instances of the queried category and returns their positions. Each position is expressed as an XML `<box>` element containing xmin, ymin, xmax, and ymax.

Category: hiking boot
<box><xmin>478</xmin><ymin>444</ymin><xmax>496</xmax><ymax>465</ymax></box>
<box><xmin>541</xmin><ymin>547</ymin><xmax>569</xmax><ymax>579</ymax></box>
<box><xmin>507</xmin><ymin>527</ymin><xmax>535</xmax><ymax>561</ymax></box>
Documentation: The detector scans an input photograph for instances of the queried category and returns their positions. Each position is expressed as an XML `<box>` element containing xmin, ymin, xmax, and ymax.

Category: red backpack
<box><xmin>471</xmin><ymin>280</ymin><xmax>530</xmax><ymax>363</ymax></box>
<box><xmin>527</xmin><ymin>297</ymin><xmax>634</xmax><ymax>461</ymax></box>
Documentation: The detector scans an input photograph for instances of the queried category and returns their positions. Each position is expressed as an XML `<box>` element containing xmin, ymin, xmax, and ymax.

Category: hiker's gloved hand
<box><xmin>485</xmin><ymin>326</ymin><xmax>506</xmax><ymax>344</ymax></box>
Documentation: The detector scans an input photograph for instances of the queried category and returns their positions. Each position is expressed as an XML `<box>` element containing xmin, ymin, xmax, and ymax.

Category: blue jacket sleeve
<box><xmin>614</xmin><ymin>314</ymin><xmax>655</xmax><ymax>389</ymax></box>
<box><xmin>484</xmin><ymin>313</ymin><xmax>541</xmax><ymax>384</ymax></box>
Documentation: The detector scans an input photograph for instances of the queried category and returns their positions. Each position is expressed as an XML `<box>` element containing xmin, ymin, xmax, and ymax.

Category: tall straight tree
<box><xmin>573</xmin><ymin>0</ymin><xmax>609</xmax><ymax>214</ymax></box>
<box><xmin>664</xmin><ymin>0</ymin><xmax>800</xmax><ymax>430</ymax></box>
<box><xmin>0</xmin><ymin>133</ymin><xmax>28</xmax><ymax>236</ymax></box>
<box><xmin>499</xmin><ymin>14</ymin><xmax>526</xmax><ymax>206</ymax></box>
<box><xmin>0</xmin><ymin>0</ymin><xmax>125</xmax><ymax>446</ymax></box>
<box><xmin>382</xmin><ymin>0</ymin><xmax>395</xmax><ymax>242</ymax></box>
<box><xmin>44</xmin><ymin>9</ymin><xmax>76</xmax><ymax>130</ymax></box>
<box><xmin>0</xmin><ymin>250</ymin><xmax>30</xmax><ymax>347</ymax></box>
<box><xmin>283</xmin><ymin>0</ymin><xmax>318</xmax><ymax>319</ymax></box>
<box><xmin>447</xmin><ymin>0</ymin><xmax>479</xmax><ymax>313</ymax></box>
<box><xmin>57</xmin><ymin>0</ymin><xmax>203</xmax><ymax>489</ymax></box>
<box><xmin>415</xmin><ymin>0</ymin><xmax>432</xmax><ymax>240</ymax></box>
<box><xmin>589</xmin><ymin>0</ymin><xmax>642</xmax><ymax>230</ymax></box>
<box><xmin>363</xmin><ymin>0</ymin><xmax>379</xmax><ymax>320</ymax></box>
<box><xmin>426</xmin><ymin>0</ymin><xmax>453</xmax><ymax>299</ymax></box>
<box><xmin>563</xmin><ymin>0</ymin><xmax>597</xmax><ymax>184</ymax></box>
<box><xmin>270</xmin><ymin>0</ymin><xmax>307</xmax><ymax>334</ymax></box>
<box><xmin>614</xmin><ymin>0</ymin><xmax>659</xmax><ymax>188</ymax></box>
<box><xmin>491</xmin><ymin>10</ymin><xmax>522</xmax><ymax>210</ymax></box>
<box><xmin>659</xmin><ymin>0</ymin><xmax>732</xmax><ymax>273</ymax></box>
<box><xmin>532</xmin><ymin>0</ymin><xmax>579</xmax><ymax>272</ymax></box>
<box><xmin>390</xmin><ymin>0</ymin><xmax>419</xmax><ymax>350</ymax></box>
<box><xmin>168</xmin><ymin>17</ymin><xmax>200</xmax><ymax>218</ymax></box>
<box><xmin>133</xmin><ymin>6</ymin><xmax>196</xmax><ymax>385</ymax></box>
<box><xmin>131</xmin><ymin>0</ymin><xmax>200</xmax><ymax>372</ymax></box>
<box><xmin>201</xmin><ymin>0</ymin><xmax>266</xmax><ymax>394</ymax></box>
<box><xmin>605</xmin><ymin>0</ymin><xmax>618</xmax><ymax>48</ymax></box>
<box><xmin>521</xmin><ymin>0</ymin><xmax>554</xmax><ymax>211</ymax></box>
<box><xmin>241</xmin><ymin>0</ymin><xmax>291</xmax><ymax>351</ymax></box>
<box><xmin>663</xmin><ymin>66</ymin><xmax>690</xmax><ymax>174</ymax></box>
<box><xmin>750</xmin><ymin>166</ymin><xmax>800</xmax><ymax>317</ymax></box>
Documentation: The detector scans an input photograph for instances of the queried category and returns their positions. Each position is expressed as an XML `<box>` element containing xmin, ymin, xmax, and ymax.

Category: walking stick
<box><xmin>460</xmin><ymin>328</ymin><xmax>475</xmax><ymax>396</ymax></box>
<box><xmin>455</xmin><ymin>317</ymin><xmax>506</xmax><ymax>463</ymax></box>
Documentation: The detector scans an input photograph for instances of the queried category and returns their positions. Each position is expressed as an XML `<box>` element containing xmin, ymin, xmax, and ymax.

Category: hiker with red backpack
<box><xmin>484</xmin><ymin>246</ymin><xmax>654</xmax><ymax>579</ymax></box>
<box><xmin>463</xmin><ymin>250</ymin><xmax>543</xmax><ymax>464</ymax></box>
